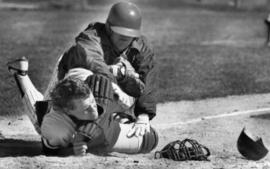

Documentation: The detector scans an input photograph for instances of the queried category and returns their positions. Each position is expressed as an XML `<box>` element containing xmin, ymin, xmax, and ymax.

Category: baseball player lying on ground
<box><xmin>7</xmin><ymin>58</ymin><xmax>158</xmax><ymax>156</ymax></box>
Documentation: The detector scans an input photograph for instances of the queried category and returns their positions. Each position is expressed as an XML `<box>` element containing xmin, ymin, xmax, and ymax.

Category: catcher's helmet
<box><xmin>237</xmin><ymin>128</ymin><xmax>268</xmax><ymax>161</ymax></box>
<box><xmin>106</xmin><ymin>2</ymin><xmax>142</xmax><ymax>37</ymax></box>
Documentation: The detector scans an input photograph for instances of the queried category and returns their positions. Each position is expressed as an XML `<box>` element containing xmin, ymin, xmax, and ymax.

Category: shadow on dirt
<box><xmin>250</xmin><ymin>113</ymin><xmax>270</xmax><ymax>120</ymax></box>
<box><xmin>0</xmin><ymin>138</ymin><xmax>111</xmax><ymax>157</ymax></box>
<box><xmin>0</xmin><ymin>139</ymin><xmax>43</xmax><ymax>157</ymax></box>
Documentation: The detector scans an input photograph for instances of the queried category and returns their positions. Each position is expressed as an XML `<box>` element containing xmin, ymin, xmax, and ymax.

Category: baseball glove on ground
<box><xmin>155</xmin><ymin>139</ymin><xmax>210</xmax><ymax>161</ymax></box>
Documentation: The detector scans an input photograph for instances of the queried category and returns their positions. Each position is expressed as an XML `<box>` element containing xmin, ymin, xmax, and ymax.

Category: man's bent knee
<box><xmin>139</xmin><ymin>127</ymin><xmax>159</xmax><ymax>153</ymax></box>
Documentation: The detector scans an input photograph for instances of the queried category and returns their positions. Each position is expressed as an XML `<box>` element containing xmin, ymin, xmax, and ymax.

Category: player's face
<box><xmin>110</xmin><ymin>32</ymin><xmax>134</xmax><ymax>52</ymax></box>
<box><xmin>67</xmin><ymin>93</ymin><xmax>98</xmax><ymax>121</ymax></box>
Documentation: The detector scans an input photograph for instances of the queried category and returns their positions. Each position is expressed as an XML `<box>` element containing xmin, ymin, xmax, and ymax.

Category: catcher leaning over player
<box><xmin>56</xmin><ymin>1</ymin><xmax>158</xmax><ymax>136</ymax></box>
<box><xmin>55</xmin><ymin>1</ymin><xmax>157</xmax><ymax>147</ymax></box>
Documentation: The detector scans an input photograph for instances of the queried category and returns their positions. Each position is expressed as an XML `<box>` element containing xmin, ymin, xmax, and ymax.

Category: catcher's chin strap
<box><xmin>154</xmin><ymin>139</ymin><xmax>210</xmax><ymax>161</ymax></box>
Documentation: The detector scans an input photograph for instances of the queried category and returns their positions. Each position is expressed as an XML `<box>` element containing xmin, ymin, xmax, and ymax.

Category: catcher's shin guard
<box><xmin>14</xmin><ymin>74</ymin><xmax>44</xmax><ymax>134</ymax></box>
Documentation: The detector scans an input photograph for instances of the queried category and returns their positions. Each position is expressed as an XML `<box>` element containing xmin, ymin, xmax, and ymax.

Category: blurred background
<box><xmin>1</xmin><ymin>0</ymin><xmax>270</xmax><ymax>116</ymax></box>
<box><xmin>1</xmin><ymin>0</ymin><xmax>270</xmax><ymax>10</ymax></box>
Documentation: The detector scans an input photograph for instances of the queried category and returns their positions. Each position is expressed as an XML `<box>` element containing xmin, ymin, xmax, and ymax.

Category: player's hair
<box><xmin>50</xmin><ymin>77</ymin><xmax>90</xmax><ymax>110</ymax></box>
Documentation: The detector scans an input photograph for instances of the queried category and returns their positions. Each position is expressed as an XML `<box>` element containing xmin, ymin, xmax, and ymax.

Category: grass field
<box><xmin>1</xmin><ymin>3</ymin><xmax>270</xmax><ymax>116</ymax></box>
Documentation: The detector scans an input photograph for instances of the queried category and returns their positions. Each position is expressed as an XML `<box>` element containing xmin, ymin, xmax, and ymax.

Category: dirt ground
<box><xmin>0</xmin><ymin>93</ymin><xmax>270</xmax><ymax>169</ymax></box>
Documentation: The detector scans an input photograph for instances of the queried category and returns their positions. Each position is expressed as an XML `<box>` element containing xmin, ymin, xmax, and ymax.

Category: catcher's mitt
<box><xmin>155</xmin><ymin>139</ymin><xmax>210</xmax><ymax>161</ymax></box>
<box><xmin>85</xmin><ymin>74</ymin><xmax>114</xmax><ymax>112</ymax></box>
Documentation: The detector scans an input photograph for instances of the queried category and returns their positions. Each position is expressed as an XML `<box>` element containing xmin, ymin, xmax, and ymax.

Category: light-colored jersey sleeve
<box><xmin>110</xmin><ymin>82</ymin><xmax>135</xmax><ymax>112</ymax></box>
<box><xmin>41</xmin><ymin>110</ymin><xmax>76</xmax><ymax>149</ymax></box>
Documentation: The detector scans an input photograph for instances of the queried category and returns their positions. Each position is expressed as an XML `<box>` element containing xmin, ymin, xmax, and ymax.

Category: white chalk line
<box><xmin>155</xmin><ymin>107</ymin><xmax>270</xmax><ymax>129</ymax></box>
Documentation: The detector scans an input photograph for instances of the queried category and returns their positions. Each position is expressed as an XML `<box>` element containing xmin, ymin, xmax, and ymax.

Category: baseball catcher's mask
<box><xmin>155</xmin><ymin>139</ymin><xmax>210</xmax><ymax>161</ymax></box>
<box><xmin>237</xmin><ymin>128</ymin><xmax>268</xmax><ymax>161</ymax></box>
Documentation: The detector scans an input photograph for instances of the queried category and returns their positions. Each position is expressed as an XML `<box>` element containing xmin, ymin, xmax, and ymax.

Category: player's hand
<box><xmin>73</xmin><ymin>141</ymin><xmax>88</xmax><ymax>156</ymax></box>
<box><xmin>127</xmin><ymin>114</ymin><xmax>150</xmax><ymax>137</ymax></box>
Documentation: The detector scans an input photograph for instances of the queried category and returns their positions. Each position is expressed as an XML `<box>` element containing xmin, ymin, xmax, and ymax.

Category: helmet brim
<box><xmin>111</xmin><ymin>26</ymin><xmax>140</xmax><ymax>37</ymax></box>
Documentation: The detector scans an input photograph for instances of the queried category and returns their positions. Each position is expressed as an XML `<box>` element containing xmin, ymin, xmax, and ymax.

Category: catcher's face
<box><xmin>67</xmin><ymin>93</ymin><xmax>98</xmax><ymax>121</ymax></box>
<box><xmin>110</xmin><ymin>32</ymin><xmax>134</xmax><ymax>52</ymax></box>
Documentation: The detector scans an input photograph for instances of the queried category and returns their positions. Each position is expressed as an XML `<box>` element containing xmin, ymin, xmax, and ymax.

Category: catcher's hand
<box><xmin>85</xmin><ymin>74</ymin><xmax>114</xmax><ymax>112</ymax></box>
<box><xmin>127</xmin><ymin>114</ymin><xmax>150</xmax><ymax>137</ymax></box>
<box><xmin>110</xmin><ymin>57</ymin><xmax>139</xmax><ymax>80</ymax></box>
<box><xmin>110</xmin><ymin>57</ymin><xmax>145</xmax><ymax>97</ymax></box>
